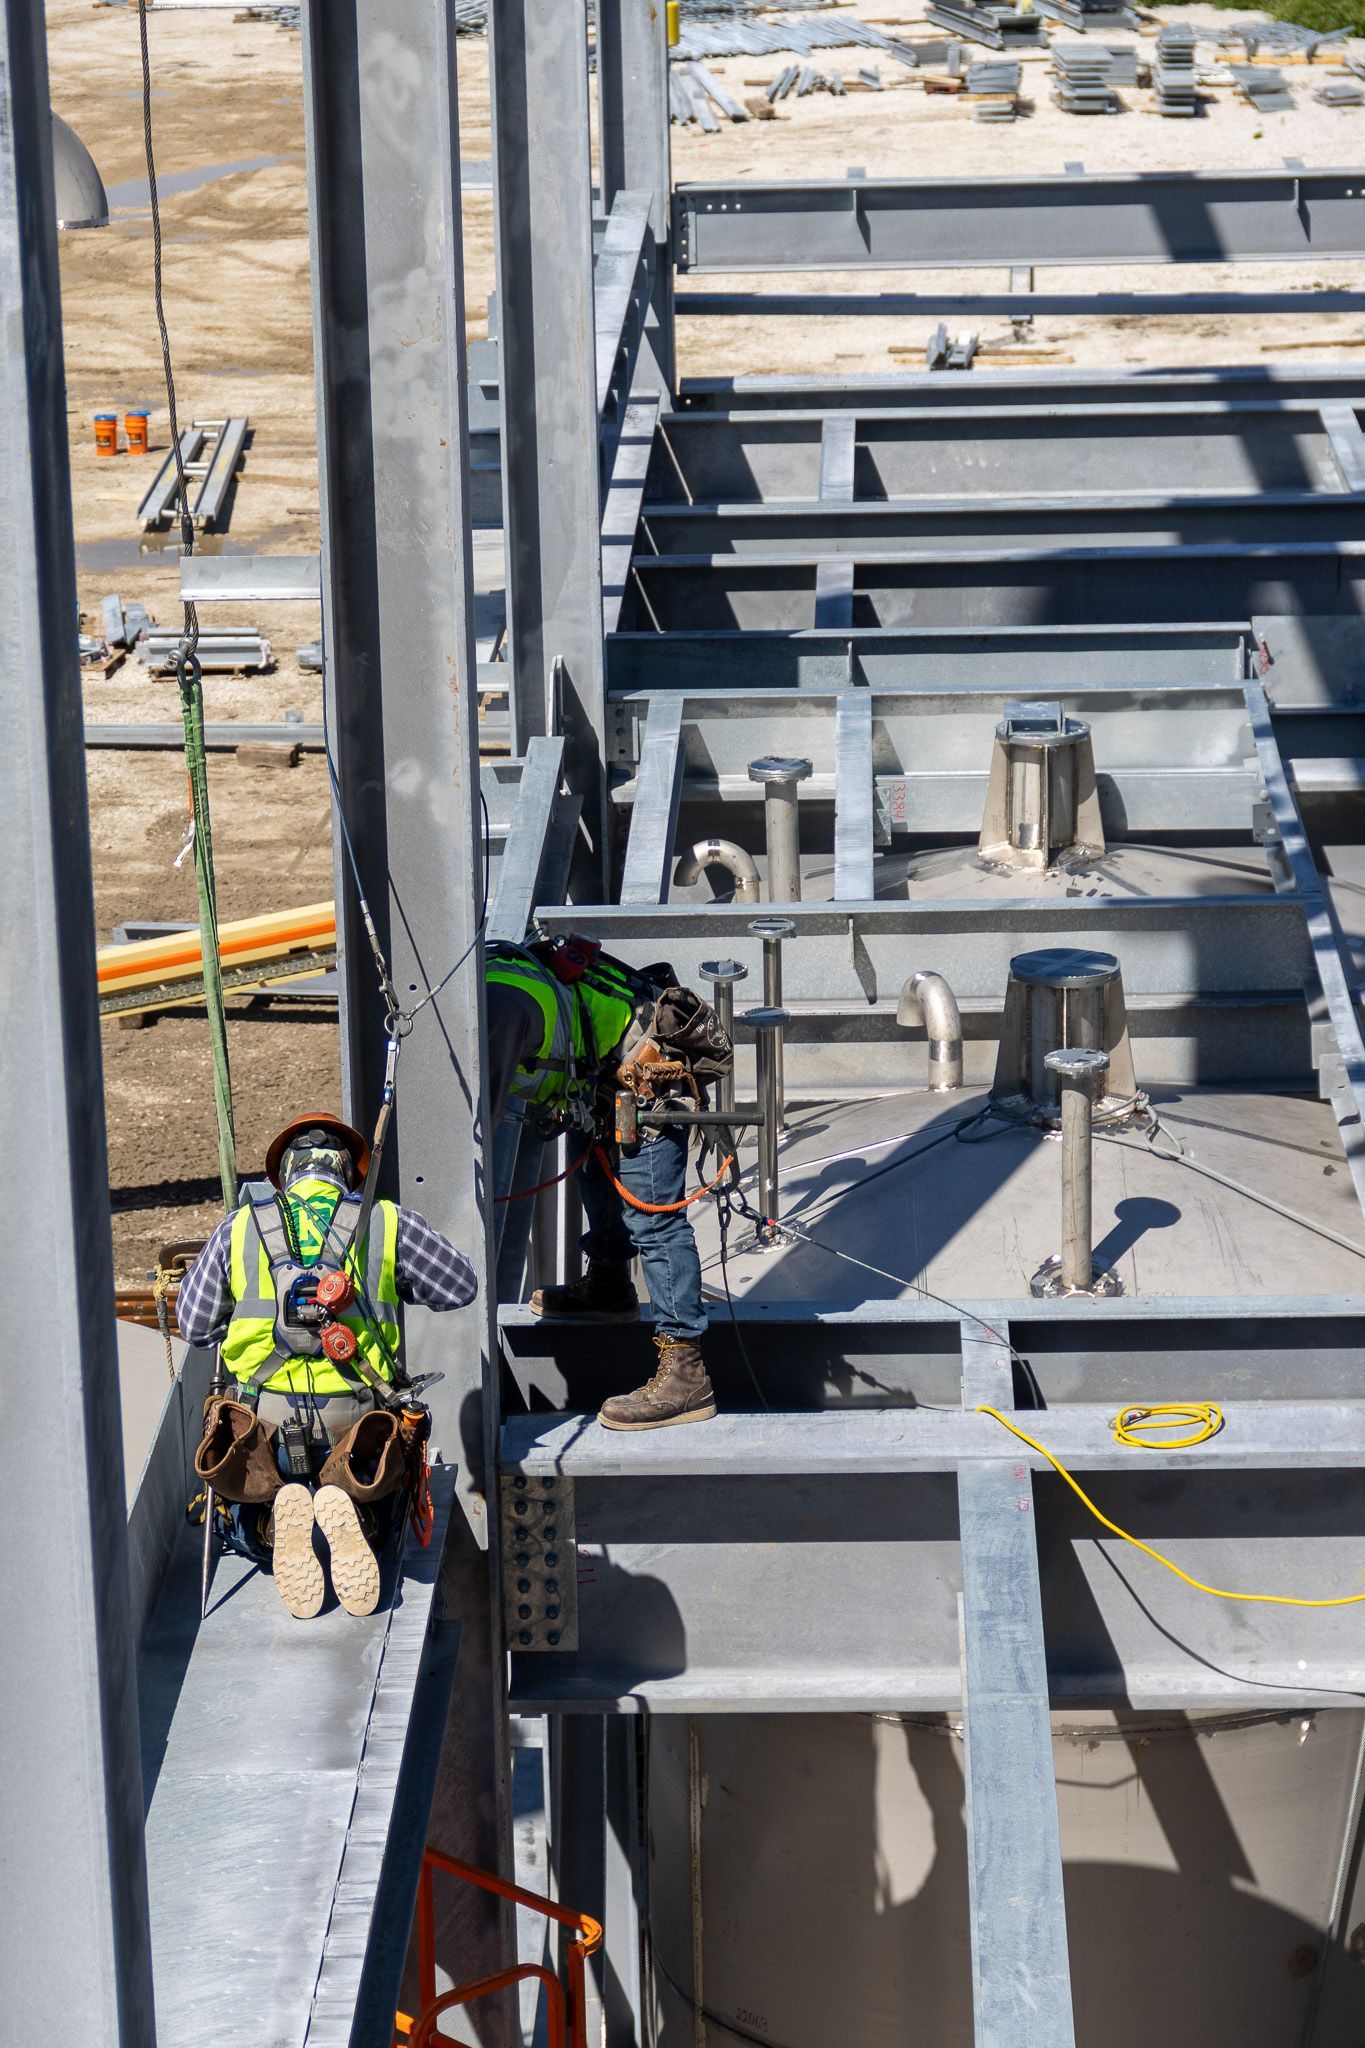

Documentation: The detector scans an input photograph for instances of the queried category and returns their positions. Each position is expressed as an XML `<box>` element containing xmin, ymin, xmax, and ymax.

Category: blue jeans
<box><xmin>573</xmin><ymin>1125</ymin><xmax>708</xmax><ymax>1343</ymax></box>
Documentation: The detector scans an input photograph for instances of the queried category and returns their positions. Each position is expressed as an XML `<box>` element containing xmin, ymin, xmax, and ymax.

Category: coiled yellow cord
<box><xmin>977</xmin><ymin>1404</ymin><xmax>1365</xmax><ymax>1610</ymax></box>
<box><xmin>1111</xmin><ymin>1402</ymin><xmax>1223</xmax><ymax>1450</ymax></box>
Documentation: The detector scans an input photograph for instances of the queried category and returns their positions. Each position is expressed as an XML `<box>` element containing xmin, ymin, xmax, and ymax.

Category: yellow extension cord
<box><xmin>977</xmin><ymin>1403</ymin><xmax>1365</xmax><ymax>1610</ymax></box>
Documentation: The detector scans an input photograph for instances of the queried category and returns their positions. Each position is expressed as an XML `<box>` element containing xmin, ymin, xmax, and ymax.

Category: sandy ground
<box><xmin>44</xmin><ymin>0</ymin><xmax>1365</xmax><ymax>1280</ymax></box>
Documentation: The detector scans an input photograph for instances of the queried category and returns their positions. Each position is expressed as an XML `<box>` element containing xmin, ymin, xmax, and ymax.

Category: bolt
<box><xmin>517</xmin><ymin>1578</ymin><xmax>531</xmax><ymax>1594</ymax></box>
<box><xmin>547</xmin><ymin>1631</ymin><xmax>561</xmax><ymax>1646</ymax></box>
<box><xmin>518</xmin><ymin>1604</ymin><xmax>531</xmax><ymax>1620</ymax></box>
<box><xmin>519</xmin><ymin>1630</ymin><xmax>532</xmax><ymax>1645</ymax></box>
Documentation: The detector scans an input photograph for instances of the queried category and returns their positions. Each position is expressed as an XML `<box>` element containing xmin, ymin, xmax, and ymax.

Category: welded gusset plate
<box><xmin>501</xmin><ymin>1471</ymin><xmax>579</xmax><ymax>1650</ymax></box>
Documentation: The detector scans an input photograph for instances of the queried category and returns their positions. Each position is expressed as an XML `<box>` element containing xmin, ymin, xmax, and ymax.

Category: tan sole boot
<box><xmin>314</xmin><ymin>1484</ymin><xmax>382</xmax><ymax>1617</ymax></box>
<box><xmin>272</xmin><ymin>1483</ymin><xmax>326</xmax><ymax>1619</ymax></box>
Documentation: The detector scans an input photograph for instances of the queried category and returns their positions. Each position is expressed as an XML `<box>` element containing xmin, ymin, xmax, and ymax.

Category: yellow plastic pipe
<box><xmin>97</xmin><ymin>901</ymin><xmax>336</xmax><ymax>995</ymax></box>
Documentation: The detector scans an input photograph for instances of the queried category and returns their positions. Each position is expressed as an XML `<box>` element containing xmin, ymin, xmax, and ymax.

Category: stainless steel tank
<box><xmin>647</xmin><ymin>1711</ymin><xmax>1365</xmax><ymax>2047</ymax></box>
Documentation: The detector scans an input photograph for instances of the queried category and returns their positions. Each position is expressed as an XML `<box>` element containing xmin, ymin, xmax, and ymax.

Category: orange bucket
<box><xmin>125</xmin><ymin>408</ymin><xmax>151</xmax><ymax>455</ymax></box>
<box><xmin>94</xmin><ymin>413</ymin><xmax>118</xmax><ymax>458</ymax></box>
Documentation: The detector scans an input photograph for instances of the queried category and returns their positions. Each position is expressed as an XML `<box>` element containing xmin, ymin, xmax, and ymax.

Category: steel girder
<box><xmin>673</xmin><ymin>169</ymin><xmax>1365</xmax><ymax>273</ymax></box>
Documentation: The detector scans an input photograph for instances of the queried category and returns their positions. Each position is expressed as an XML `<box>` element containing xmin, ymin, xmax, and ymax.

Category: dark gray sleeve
<box><xmin>486</xmin><ymin>982</ymin><xmax>547</xmax><ymax>1126</ymax></box>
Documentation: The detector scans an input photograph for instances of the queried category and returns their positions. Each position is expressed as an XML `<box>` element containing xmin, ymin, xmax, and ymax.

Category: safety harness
<box><xmin>230</xmin><ymin>1182</ymin><xmax>404</xmax><ymax>1408</ymax></box>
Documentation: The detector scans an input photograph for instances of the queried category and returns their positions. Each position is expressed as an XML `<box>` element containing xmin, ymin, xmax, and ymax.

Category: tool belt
<box><xmin>195</xmin><ymin>1397</ymin><xmax>283</xmax><ymax>1505</ymax></box>
<box><xmin>615</xmin><ymin>984</ymin><xmax>732</xmax><ymax>1105</ymax></box>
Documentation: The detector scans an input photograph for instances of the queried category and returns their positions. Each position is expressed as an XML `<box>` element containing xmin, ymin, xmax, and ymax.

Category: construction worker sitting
<box><xmin>486</xmin><ymin>937</ymin><xmax>727</xmax><ymax>1432</ymax></box>
<box><xmin>176</xmin><ymin>1113</ymin><xmax>477</xmax><ymax>1619</ymax></box>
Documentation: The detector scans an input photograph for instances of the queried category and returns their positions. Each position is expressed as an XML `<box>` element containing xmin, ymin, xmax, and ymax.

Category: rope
<box><xmin>136</xmin><ymin>0</ymin><xmax>197</xmax><ymax>649</ymax></box>
<box><xmin>152</xmin><ymin>1266</ymin><xmax>178</xmax><ymax>1382</ymax></box>
<box><xmin>177</xmin><ymin>653</ymin><xmax>238</xmax><ymax>1208</ymax></box>
<box><xmin>138</xmin><ymin>0</ymin><xmax>236</xmax><ymax>1207</ymax></box>
<box><xmin>978</xmin><ymin>1404</ymin><xmax>1365</xmax><ymax>1609</ymax></box>
<box><xmin>592</xmin><ymin>1143</ymin><xmax>735</xmax><ymax>1213</ymax></box>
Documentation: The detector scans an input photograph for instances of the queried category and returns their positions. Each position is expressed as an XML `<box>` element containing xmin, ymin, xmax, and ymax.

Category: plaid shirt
<box><xmin>175</xmin><ymin>1173</ymin><xmax>479</xmax><ymax>1350</ymax></box>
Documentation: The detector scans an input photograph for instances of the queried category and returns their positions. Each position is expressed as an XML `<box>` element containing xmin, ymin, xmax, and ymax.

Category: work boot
<box><xmin>530</xmin><ymin>1258</ymin><xmax>640</xmax><ymax>1324</ymax></box>
<box><xmin>271</xmin><ymin>1482</ymin><xmax>326</xmax><ymax>1620</ymax></box>
<box><xmin>314</xmin><ymin>1484</ymin><xmax>382</xmax><ymax>1617</ymax></box>
<box><xmin>598</xmin><ymin>1336</ymin><xmax>717</xmax><ymax>1431</ymax></box>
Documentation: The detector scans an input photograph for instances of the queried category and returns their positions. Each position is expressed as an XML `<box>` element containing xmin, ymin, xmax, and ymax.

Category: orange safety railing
<box><xmin>394</xmin><ymin>1848</ymin><xmax>602</xmax><ymax>2048</ymax></box>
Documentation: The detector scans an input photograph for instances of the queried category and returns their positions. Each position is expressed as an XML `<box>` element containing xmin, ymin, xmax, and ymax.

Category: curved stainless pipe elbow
<box><xmin>674</xmin><ymin>838</ymin><xmax>761</xmax><ymax>905</ymax></box>
<box><xmin>897</xmin><ymin>971</ymin><xmax>963</xmax><ymax>1092</ymax></box>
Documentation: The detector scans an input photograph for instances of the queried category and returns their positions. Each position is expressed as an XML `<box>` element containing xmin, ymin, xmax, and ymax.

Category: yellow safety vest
<box><xmin>485</xmin><ymin>948</ymin><xmax>638</xmax><ymax>1112</ymax></box>
<box><xmin>221</xmin><ymin>1176</ymin><xmax>401</xmax><ymax>1397</ymax></box>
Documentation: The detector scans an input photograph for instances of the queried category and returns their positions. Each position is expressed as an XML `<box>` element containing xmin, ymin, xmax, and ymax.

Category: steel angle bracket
<box><xmin>501</xmin><ymin>1471</ymin><xmax>579</xmax><ymax>1650</ymax></box>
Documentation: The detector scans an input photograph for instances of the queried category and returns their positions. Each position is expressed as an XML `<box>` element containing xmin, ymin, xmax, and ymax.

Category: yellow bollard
<box><xmin>666</xmin><ymin>0</ymin><xmax>680</xmax><ymax>46</ymax></box>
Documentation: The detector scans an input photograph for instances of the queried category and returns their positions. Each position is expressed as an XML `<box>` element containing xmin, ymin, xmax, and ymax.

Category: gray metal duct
<box><xmin>52</xmin><ymin>113</ymin><xmax>107</xmax><ymax>230</ymax></box>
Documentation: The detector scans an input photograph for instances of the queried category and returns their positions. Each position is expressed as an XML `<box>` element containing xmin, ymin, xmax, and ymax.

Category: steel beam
<box><xmin>487</xmin><ymin>736</ymin><xmax>566</xmax><ymax>943</ymax></box>
<box><xmin>0</xmin><ymin>5</ymin><xmax>155</xmax><ymax>2038</ymax></box>
<box><xmin>1242</xmin><ymin>676</ymin><xmax>1365</xmax><ymax>1215</ymax></box>
<box><xmin>180</xmin><ymin>553</ymin><xmax>321</xmax><ymax>602</ymax></box>
<box><xmin>301</xmin><ymin>0</ymin><xmax>513</xmax><ymax>2031</ymax></box>
<box><xmin>674</xmin><ymin>170</ymin><xmax>1365</xmax><ymax>273</ymax></box>
<box><xmin>647</xmin><ymin>403</ymin><xmax>1346</xmax><ymax>505</ymax></box>
<box><xmin>619</xmin><ymin>695</ymin><xmax>685</xmax><ymax>902</ymax></box>
<box><xmin>596</xmin><ymin>0</ymin><xmax>674</xmax><ymax>394</ymax></box>
<box><xmin>1321</xmin><ymin>400</ymin><xmax>1365</xmax><ymax>493</ymax></box>
<box><xmin>535</xmin><ymin>896</ymin><xmax>1313</xmax><ymax>1004</ymax></box>
<box><xmin>959</xmin><ymin>1457</ymin><xmax>1076</xmax><ymax>2048</ymax></box>
<box><xmin>606</xmin><ymin>623</ymin><xmax>1251</xmax><ymax>695</ymax></box>
<box><xmin>502</xmin><ymin>1399</ymin><xmax>1365</xmax><ymax>1475</ymax></box>
<box><xmin>679</xmin><ymin>287</ymin><xmax>1365</xmax><ymax>318</ymax></box>
<box><xmin>490</xmin><ymin>0</ymin><xmax>606</xmax><ymax>851</ymax></box>
<box><xmin>602</xmin><ymin>395</ymin><xmax>659</xmax><ymax>639</ymax></box>
<box><xmin>833</xmin><ymin>691</ymin><xmax>873</xmax><ymax>902</ymax></box>
<box><xmin>673</xmin><ymin>365</ymin><xmax>1365</xmax><ymax>412</ymax></box>
<box><xmin>639</xmin><ymin>497</ymin><xmax>1365</xmax><ymax>555</ymax></box>
<box><xmin>625</xmin><ymin>544</ymin><xmax>1365</xmax><ymax>633</ymax></box>
<box><xmin>595</xmin><ymin>191</ymin><xmax>652</xmax><ymax>443</ymax></box>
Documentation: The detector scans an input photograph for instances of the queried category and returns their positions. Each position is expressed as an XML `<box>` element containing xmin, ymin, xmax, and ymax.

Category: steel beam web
<box><xmin>674</xmin><ymin>170</ymin><xmax>1365</xmax><ymax>274</ymax></box>
<box><xmin>490</xmin><ymin>0</ymin><xmax>606</xmax><ymax>852</ymax></box>
<box><xmin>301</xmin><ymin>0</ymin><xmax>514</xmax><ymax>2030</ymax></box>
<box><xmin>0</xmin><ymin>4</ymin><xmax>156</xmax><ymax>2038</ymax></box>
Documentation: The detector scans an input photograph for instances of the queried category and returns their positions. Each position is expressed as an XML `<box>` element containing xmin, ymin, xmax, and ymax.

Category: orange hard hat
<box><xmin>264</xmin><ymin>1112</ymin><xmax>371</xmax><ymax>1190</ymax></box>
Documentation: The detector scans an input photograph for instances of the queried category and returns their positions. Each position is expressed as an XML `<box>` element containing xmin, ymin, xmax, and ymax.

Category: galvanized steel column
<box><xmin>597</xmin><ymin>0</ymin><xmax>675</xmax><ymax>394</ymax></box>
<box><xmin>301</xmin><ymin>2</ymin><xmax>513</xmax><ymax>2033</ymax></box>
<box><xmin>489</xmin><ymin>0</ymin><xmax>608</xmax><ymax>852</ymax></box>
<box><xmin>0</xmin><ymin>5</ymin><xmax>156</xmax><ymax>2040</ymax></box>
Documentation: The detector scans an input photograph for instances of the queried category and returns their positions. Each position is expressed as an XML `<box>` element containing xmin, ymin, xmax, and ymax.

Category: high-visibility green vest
<box><xmin>222</xmin><ymin>1176</ymin><xmax>401</xmax><ymax>1396</ymax></box>
<box><xmin>486</xmin><ymin>948</ymin><xmax>639</xmax><ymax>1112</ymax></box>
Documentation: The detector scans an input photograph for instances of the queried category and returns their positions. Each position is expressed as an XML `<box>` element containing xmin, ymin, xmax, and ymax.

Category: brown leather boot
<box><xmin>530</xmin><ymin>1258</ymin><xmax>640</xmax><ymax>1323</ymax></box>
<box><xmin>599</xmin><ymin>1336</ymin><xmax>717</xmax><ymax>1431</ymax></box>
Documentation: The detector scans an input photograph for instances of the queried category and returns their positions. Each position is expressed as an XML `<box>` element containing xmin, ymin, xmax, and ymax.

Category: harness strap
<box><xmin>238</xmin><ymin>1187</ymin><xmax>378</xmax><ymax>1393</ymax></box>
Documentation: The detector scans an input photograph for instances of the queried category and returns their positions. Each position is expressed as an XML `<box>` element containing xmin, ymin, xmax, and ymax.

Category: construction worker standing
<box><xmin>177</xmin><ymin>1113</ymin><xmax>477</xmax><ymax>1619</ymax></box>
<box><xmin>486</xmin><ymin>938</ymin><xmax>727</xmax><ymax>1432</ymax></box>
